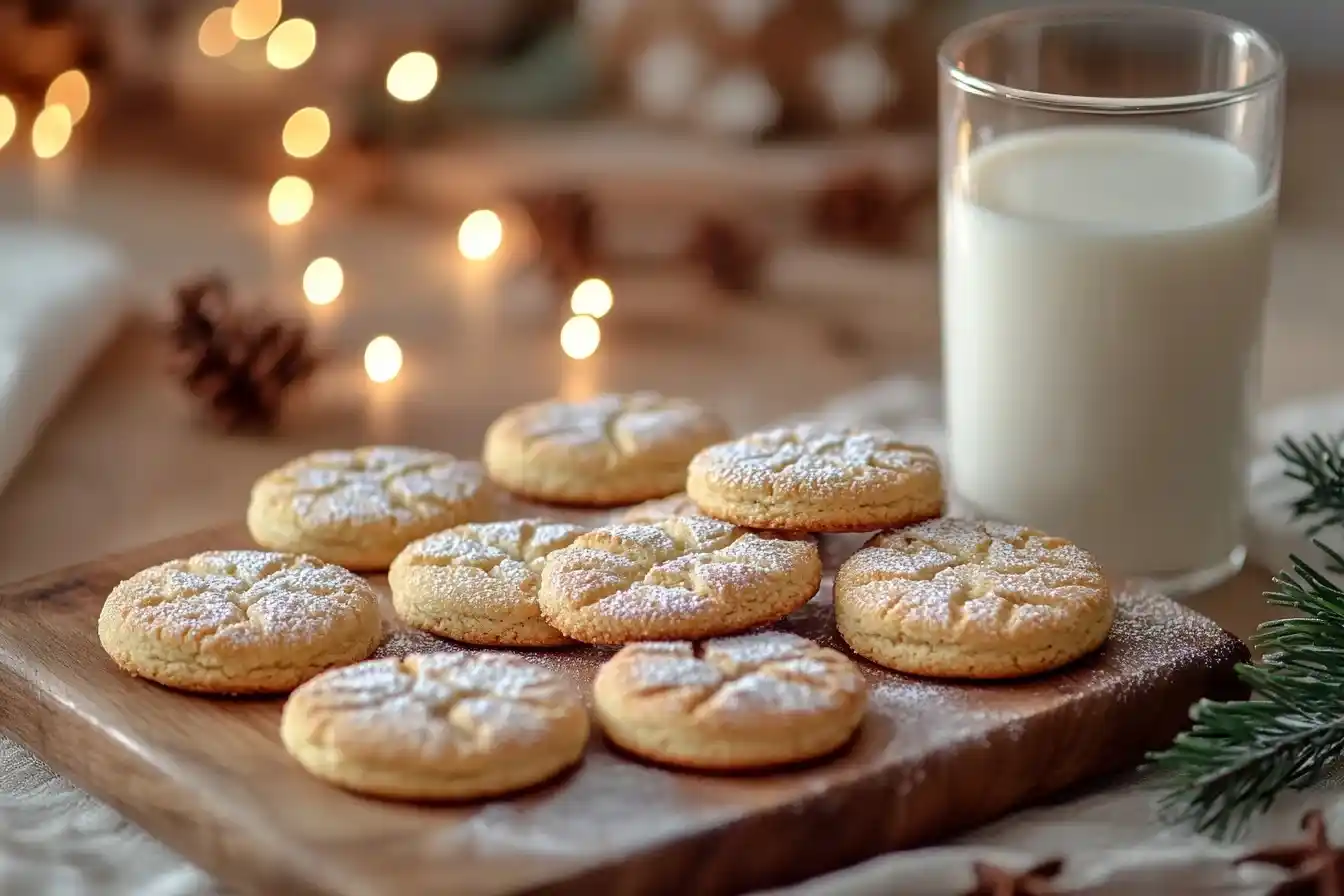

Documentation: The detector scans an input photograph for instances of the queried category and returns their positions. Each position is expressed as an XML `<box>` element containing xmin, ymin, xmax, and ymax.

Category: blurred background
<box><xmin>0</xmin><ymin>0</ymin><xmax>1339</xmax><ymax>577</ymax></box>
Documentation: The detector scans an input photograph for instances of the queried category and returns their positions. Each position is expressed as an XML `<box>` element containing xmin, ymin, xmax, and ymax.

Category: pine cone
<box><xmin>809</xmin><ymin>168</ymin><xmax>912</xmax><ymax>250</ymax></box>
<box><xmin>686</xmin><ymin>216</ymin><xmax>761</xmax><ymax>295</ymax></box>
<box><xmin>516</xmin><ymin>188</ymin><xmax>598</xmax><ymax>292</ymax></box>
<box><xmin>168</xmin><ymin>274</ymin><xmax>318</xmax><ymax>433</ymax></box>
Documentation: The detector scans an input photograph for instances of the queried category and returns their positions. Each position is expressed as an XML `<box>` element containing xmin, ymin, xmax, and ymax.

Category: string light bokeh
<box><xmin>31</xmin><ymin>105</ymin><xmax>72</xmax><ymax>159</ymax></box>
<box><xmin>364</xmin><ymin>336</ymin><xmax>403</xmax><ymax>383</ymax></box>
<box><xmin>0</xmin><ymin>96</ymin><xmax>15</xmax><ymax>150</ymax></box>
<box><xmin>303</xmin><ymin>257</ymin><xmax>343</xmax><ymax>305</ymax></box>
<box><xmin>266</xmin><ymin>18</ymin><xmax>316</xmax><ymax>70</ymax></box>
<box><xmin>386</xmin><ymin>52</ymin><xmax>439</xmax><ymax>102</ymax></box>
<box><xmin>282</xmin><ymin>107</ymin><xmax>330</xmax><ymax>158</ymax></box>
<box><xmin>570</xmin><ymin>278</ymin><xmax>613</xmax><ymax>319</ymax></box>
<box><xmin>231</xmin><ymin>0</ymin><xmax>283</xmax><ymax>41</ymax></box>
<box><xmin>560</xmin><ymin>315</ymin><xmax>601</xmax><ymax>360</ymax></box>
<box><xmin>457</xmin><ymin>210</ymin><xmax>502</xmax><ymax>261</ymax></box>
<box><xmin>268</xmin><ymin>175</ymin><xmax>313</xmax><ymax>225</ymax></box>
<box><xmin>198</xmin><ymin>8</ymin><xmax>237</xmax><ymax>57</ymax></box>
<box><xmin>44</xmin><ymin>70</ymin><xmax>90</xmax><ymax>125</ymax></box>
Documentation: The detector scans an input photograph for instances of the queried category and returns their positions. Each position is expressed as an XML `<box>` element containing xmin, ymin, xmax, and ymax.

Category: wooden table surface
<box><xmin>0</xmin><ymin>92</ymin><xmax>1342</xmax><ymax>648</ymax></box>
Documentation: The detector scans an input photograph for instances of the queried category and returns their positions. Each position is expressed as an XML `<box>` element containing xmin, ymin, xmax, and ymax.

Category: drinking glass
<box><xmin>938</xmin><ymin>6</ymin><xmax>1284</xmax><ymax>595</ymax></box>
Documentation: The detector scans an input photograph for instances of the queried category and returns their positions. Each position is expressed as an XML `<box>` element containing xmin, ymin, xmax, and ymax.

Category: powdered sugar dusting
<box><xmin>504</xmin><ymin>392</ymin><xmax>727</xmax><ymax>460</ymax></box>
<box><xmin>400</xmin><ymin>520</ymin><xmax>588</xmax><ymax>574</ymax></box>
<box><xmin>107</xmin><ymin>550</ymin><xmax>379</xmax><ymax>648</ymax></box>
<box><xmin>295</xmin><ymin>652</ymin><xmax>583</xmax><ymax>748</ymax></box>
<box><xmin>692</xmin><ymin>423</ymin><xmax>939</xmax><ymax>493</ymax></box>
<box><xmin>539</xmin><ymin>519</ymin><xmax>818</xmax><ymax>633</ymax></box>
<box><xmin>607</xmin><ymin>632</ymin><xmax>865</xmax><ymax>717</ymax></box>
<box><xmin>265</xmin><ymin>446</ymin><xmax>489</xmax><ymax>528</ymax></box>
<box><xmin>837</xmin><ymin>518</ymin><xmax>1109</xmax><ymax>637</ymax></box>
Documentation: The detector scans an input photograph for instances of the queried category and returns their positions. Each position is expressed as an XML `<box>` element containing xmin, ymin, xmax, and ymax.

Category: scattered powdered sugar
<box><xmin>695</xmin><ymin>423</ymin><xmax>939</xmax><ymax>491</ymax></box>
<box><xmin>275</xmin><ymin>447</ymin><xmax>487</xmax><ymax>529</ymax></box>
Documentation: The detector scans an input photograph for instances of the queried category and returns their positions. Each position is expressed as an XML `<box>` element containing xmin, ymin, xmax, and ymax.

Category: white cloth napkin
<box><xmin>1</xmin><ymin>369</ymin><xmax>1342</xmax><ymax>895</ymax></box>
<box><xmin>0</xmin><ymin>224</ymin><xmax>125</xmax><ymax>496</ymax></box>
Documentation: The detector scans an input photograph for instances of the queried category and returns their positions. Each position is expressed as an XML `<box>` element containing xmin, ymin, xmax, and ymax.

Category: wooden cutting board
<box><xmin>0</xmin><ymin>520</ymin><xmax>1248</xmax><ymax>896</ymax></box>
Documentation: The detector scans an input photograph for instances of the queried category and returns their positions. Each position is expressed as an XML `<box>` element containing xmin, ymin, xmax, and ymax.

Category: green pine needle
<box><xmin>1148</xmin><ymin>430</ymin><xmax>1344</xmax><ymax>840</ymax></box>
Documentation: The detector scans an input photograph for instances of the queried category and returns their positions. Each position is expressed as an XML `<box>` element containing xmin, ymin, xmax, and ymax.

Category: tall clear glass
<box><xmin>938</xmin><ymin>7</ymin><xmax>1284</xmax><ymax>596</ymax></box>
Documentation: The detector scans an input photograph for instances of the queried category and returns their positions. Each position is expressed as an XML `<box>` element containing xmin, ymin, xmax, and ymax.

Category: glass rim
<box><xmin>938</xmin><ymin>4</ymin><xmax>1286</xmax><ymax>115</ymax></box>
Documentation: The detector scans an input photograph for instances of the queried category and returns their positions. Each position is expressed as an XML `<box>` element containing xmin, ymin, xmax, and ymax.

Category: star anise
<box><xmin>1240</xmin><ymin>810</ymin><xmax>1344</xmax><ymax>895</ymax></box>
<box><xmin>685</xmin><ymin>215</ymin><xmax>761</xmax><ymax>295</ymax></box>
<box><xmin>809</xmin><ymin>167</ymin><xmax>914</xmax><ymax>251</ymax></box>
<box><xmin>963</xmin><ymin>858</ymin><xmax>1063</xmax><ymax>896</ymax></box>
<box><xmin>516</xmin><ymin>188</ymin><xmax>598</xmax><ymax>292</ymax></box>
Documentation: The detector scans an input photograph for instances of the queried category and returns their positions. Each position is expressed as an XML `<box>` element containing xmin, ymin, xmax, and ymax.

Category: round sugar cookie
<box><xmin>616</xmin><ymin>492</ymin><xmax>702</xmax><ymax>524</ymax></box>
<box><xmin>482</xmin><ymin>392</ymin><xmax>730</xmax><ymax>506</ymax></box>
<box><xmin>593</xmin><ymin>632</ymin><xmax>867</xmax><ymax>770</ymax></box>
<box><xmin>389</xmin><ymin>519</ymin><xmax>588</xmax><ymax>647</ymax></box>
<box><xmin>98</xmin><ymin>550</ymin><xmax>383</xmax><ymax>695</ymax></box>
<box><xmin>247</xmin><ymin>446</ymin><xmax>495</xmax><ymax>571</ymax></box>
<box><xmin>280</xmin><ymin>652</ymin><xmax>590</xmax><ymax>800</ymax></box>
<box><xmin>834</xmin><ymin>518</ymin><xmax>1115</xmax><ymax>679</ymax></box>
<box><xmin>686</xmin><ymin>424</ymin><xmax>943</xmax><ymax>532</ymax></box>
<box><xmin>537</xmin><ymin>516</ymin><xmax>821</xmax><ymax>645</ymax></box>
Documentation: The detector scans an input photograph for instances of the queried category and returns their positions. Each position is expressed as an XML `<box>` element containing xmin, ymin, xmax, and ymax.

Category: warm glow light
<box><xmin>282</xmin><ymin>107</ymin><xmax>329</xmax><ymax>158</ymax></box>
<box><xmin>457</xmin><ymin>209</ymin><xmax>502</xmax><ymax>261</ymax></box>
<box><xmin>0</xmin><ymin>96</ymin><xmax>15</xmax><ymax>150</ymax></box>
<box><xmin>303</xmin><ymin>257</ymin><xmax>343</xmax><ymax>305</ymax></box>
<box><xmin>231</xmin><ymin>0</ymin><xmax>282</xmax><ymax>40</ymax></box>
<box><xmin>45</xmin><ymin>70</ymin><xmax>90</xmax><ymax>125</ymax></box>
<box><xmin>570</xmin><ymin>278</ymin><xmax>613</xmax><ymax>319</ymax></box>
<box><xmin>268</xmin><ymin>175</ymin><xmax>313</xmax><ymax>225</ymax></box>
<box><xmin>31</xmin><ymin>105</ymin><xmax>72</xmax><ymax>159</ymax></box>
<box><xmin>385</xmin><ymin>52</ymin><xmax>438</xmax><ymax>102</ymax></box>
<box><xmin>266</xmin><ymin>18</ymin><xmax>315</xmax><ymax>69</ymax></box>
<box><xmin>560</xmin><ymin>315</ymin><xmax>601</xmax><ymax>360</ymax></box>
<box><xmin>364</xmin><ymin>335</ymin><xmax>403</xmax><ymax>383</ymax></box>
<box><xmin>198</xmin><ymin>7</ymin><xmax>237</xmax><ymax>57</ymax></box>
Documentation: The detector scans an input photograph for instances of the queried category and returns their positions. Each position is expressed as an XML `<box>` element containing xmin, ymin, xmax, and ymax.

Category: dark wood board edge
<box><xmin>516</xmin><ymin>640</ymin><xmax>1251</xmax><ymax>896</ymax></box>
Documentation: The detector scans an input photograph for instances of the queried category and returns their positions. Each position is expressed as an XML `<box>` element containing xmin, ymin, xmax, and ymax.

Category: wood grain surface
<box><xmin>0</xmin><ymin>521</ymin><xmax>1249</xmax><ymax>896</ymax></box>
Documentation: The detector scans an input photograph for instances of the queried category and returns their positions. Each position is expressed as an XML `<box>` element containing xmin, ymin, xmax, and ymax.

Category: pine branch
<box><xmin>1148</xmin><ymin>545</ymin><xmax>1344</xmax><ymax>839</ymax></box>
<box><xmin>1277</xmin><ymin>433</ymin><xmax>1344</xmax><ymax>537</ymax></box>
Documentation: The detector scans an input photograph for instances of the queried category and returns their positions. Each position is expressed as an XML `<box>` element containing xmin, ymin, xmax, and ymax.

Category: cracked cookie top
<box><xmin>98</xmin><ymin>550</ymin><xmax>383</xmax><ymax>694</ymax></box>
<box><xmin>482</xmin><ymin>392</ymin><xmax>730</xmax><ymax>506</ymax></box>
<box><xmin>537</xmin><ymin>517</ymin><xmax>821</xmax><ymax>644</ymax></box>
<box><xmin>592</xmin><ymin>632</ymin><xmax>868</xmax><ymax>769</ymax></box>
<box><xmin>686</xmin><ymin>423</ymin><xmax>943</xmax><ymax>532</ymax></box>
<box><xmin>280</xmin><ymin>652</ymin><xmax>590</xmax><ymax>799</ymax></box>
<box><xmin>834</xmin><ymin>518</ymin><xmax>1114</xmax><ymax>654</ymax></box>
<box><xmin>246</xmin><ymin>446</ymin><xmax>495</xmax><ymax>570</ymax></box>
<box><xmin>388</xmin><ymin>520</ymin><xmax>589</xmax><ymax>647</ymax></box>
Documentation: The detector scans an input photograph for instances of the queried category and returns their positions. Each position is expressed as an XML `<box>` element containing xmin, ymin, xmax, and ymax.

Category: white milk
<box><xmin>941</xmin><ymin>126</ymin><xmax>1277</xmax><ymax>577</ymax></box>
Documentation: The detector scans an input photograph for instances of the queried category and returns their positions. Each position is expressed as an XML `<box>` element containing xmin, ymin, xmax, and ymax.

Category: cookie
<box><xmin>593</xmin><ymin>632</ymin><xmax>867</xmax><ymax>770</ymax></box>
<box><xmin>686</xmin><ymin>424</ymin><xmax>943</xmax><ymax>532</ymax></box>
<box><xmin>280</xmin><ymin>652</ymin><xmax>590</xmax><ymax>800</ymax></box>
<box><xmin>834</xmin><ymin>518</ymin><xmax>1115</xmax><ymax>679</ymax></box>
<box><xmin>538</xmin><ymin>516</ymin><xmax>820</xmax><ymax>645</ymax></box>
<box><xmin>247</xmin><ymin>446</ymin><xmax>495</xmax><ymax>571</ymax></box>
<box><xmin>482</xmin><ymin>392</ymin><xmax>730</xmax><ymax>506</ymax></box>
<box><xmin>98</xmin><ymin>550</ymin><xmax>383</xmax><ymax>695</ymax></box>
<box><xmin>616</xmin><ymin>492</ymin><xmax>702</xmax><ymax>524</ymax></box>
<box><xmin>389</xmin><ymin>519</ymin><xmax>587</xmax><ymax>647</ymax></box>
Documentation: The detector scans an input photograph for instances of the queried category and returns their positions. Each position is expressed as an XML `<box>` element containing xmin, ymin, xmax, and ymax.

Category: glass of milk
<box><xmin>938</xmin><ymin>7</ymin><xmax>1284</xmax><ymax>596</ymax></box>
